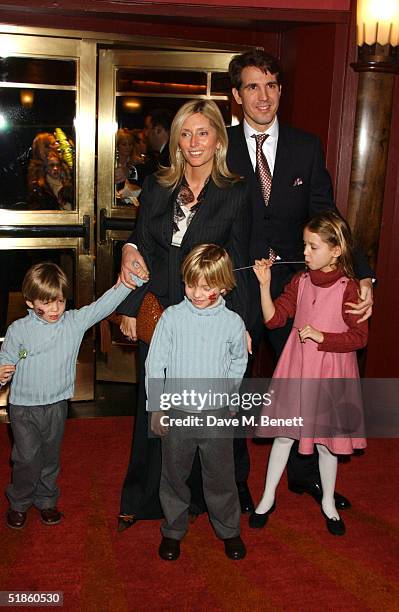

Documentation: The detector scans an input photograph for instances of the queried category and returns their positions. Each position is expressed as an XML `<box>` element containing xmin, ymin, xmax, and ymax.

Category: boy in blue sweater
<box><xmin>146</xmin><ymin>244</ymin><xmax>248</xmax><ymax>561</ymax></box>
<box><xmin>0</xmin><ymin>262</ymin><xmax>131</xmax><ymax>530</ymax></box>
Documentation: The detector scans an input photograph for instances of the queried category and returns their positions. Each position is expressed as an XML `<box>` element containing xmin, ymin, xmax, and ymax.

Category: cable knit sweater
<box><xmin>145</xmin><ymin>296</ymin><xmax>247</xmax><ymax>412</ymax></box>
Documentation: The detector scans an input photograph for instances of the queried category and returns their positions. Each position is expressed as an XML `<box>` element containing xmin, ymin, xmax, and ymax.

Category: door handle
<box><xmin>0</xmin><ymin>215</ymin><xmax>91</xmax><ymax>252</ymax></box>
<box><xmin>99</xmin><ymin>208</ymin><xmax>136</xmax><ymax>243</ymax></box>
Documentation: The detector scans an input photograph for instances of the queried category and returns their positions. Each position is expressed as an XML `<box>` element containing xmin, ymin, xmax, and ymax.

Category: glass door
<box><xmin>0</xmin><ymin>33</ymin><xmax>96</xmax><ymax>403</ymax></box>
<box><xmin>96</xmin><ymin>49</ymin><xmax>237</xmax><ymax>383</ymax></box>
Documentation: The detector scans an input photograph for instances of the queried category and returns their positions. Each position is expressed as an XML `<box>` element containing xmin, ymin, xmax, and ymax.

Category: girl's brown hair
<box><xmin>305</xmin><ymin>210</ymin><xmax>355</xmax><ymax>277</ymax></box>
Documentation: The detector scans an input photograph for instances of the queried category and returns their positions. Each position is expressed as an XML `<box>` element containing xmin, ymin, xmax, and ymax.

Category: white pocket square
<box><xmin>292</xmin><ymin>177</ymin><xmax>303</xmax><ymax>187</ymax></box>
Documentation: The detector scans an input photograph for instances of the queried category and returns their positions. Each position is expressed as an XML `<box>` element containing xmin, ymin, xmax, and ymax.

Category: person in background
<box><xmin>134</xmin><ymin>109</ymin><xmax>174</xmax><ymax>185</ymax></box>
<box><xmin>31</xmin><ymin>132</ymin><xmax>59</xmax><ymax>162</ymax></box>
<box><xmin>115</xmin><ymin>128</ymin><xmax>143</xmax><ymax>204</ymax></box>
<box><xmin>28</xmin><ymin>151</ymin><xmax>73</xmax><ymax>211</ymax></box>
<box><xmin>115</xmin><ymin>128</ymin><xmax>138</xmax><ymax>187</ymax></box>
<box><xmin>143</xmin><ymin>108</ymin><xmax>173</xmax><ymax>163</ymax></box>
<box><xmin>131</xmin><ymin>128</ymin><xmax>148</xmax><ymax>160</ymax></box>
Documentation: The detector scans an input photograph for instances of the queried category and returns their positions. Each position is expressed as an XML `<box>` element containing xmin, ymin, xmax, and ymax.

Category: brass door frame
<box><xmin>0</xmin><ymin>27</ymin><xmax>248</xmax><ymax>396</ymax></box>
<box><xmin>0</xmin><ymin>33</ymin><xmax>97</xmax><ymax>401</ymax></box>
<box><xmin>1</xmin><ymin>23</ymin><xmax>248</xmax><ymax>53</ymax></box>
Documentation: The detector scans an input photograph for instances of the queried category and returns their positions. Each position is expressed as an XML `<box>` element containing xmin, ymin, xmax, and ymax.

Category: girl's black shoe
<box><xmin>248</xmin><ymin>502</ymin><xmax>276</xmax><ymax>528</ymax></box>
<box><xmin>321</xmin><ymin>508</ymin><xmax>346</xmax><ymax>536</ymax></box>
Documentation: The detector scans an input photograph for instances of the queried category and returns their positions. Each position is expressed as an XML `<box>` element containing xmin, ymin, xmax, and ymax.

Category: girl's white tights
<box><xmin>255</xmin><ymin>437</ymin><xmax>294</xmax><ymax>514</ymax></box>
<box><xmin>255</xmin><ymin>438</ymin><xmax>340</xmax><ymax>520</ymax></box>
<box><xmin>316</xmin><ymin>443</ymin><xmax>339</xmax><ymax>519</ymax></box>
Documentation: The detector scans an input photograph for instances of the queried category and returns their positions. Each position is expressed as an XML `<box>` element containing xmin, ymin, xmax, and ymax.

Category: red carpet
<box><xmin>1</xmin><ymin>418</ymin><xmax>399</xmax><ymax>611</ymax></box>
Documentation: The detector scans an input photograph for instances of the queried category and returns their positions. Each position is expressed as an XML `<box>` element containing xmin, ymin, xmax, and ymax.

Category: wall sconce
<box><xmin>20</xmin><ymin>89</ymin><xmax>34</xmax><ymax>108</ymax></box>
<box><xmin>357</xmin><ymin>0</ymin><xmax>399</xmax><ymax>47</ymax></box>
<box><xmin>356</xmin><ymin>0</ymin><xmax>399</xmax><ymax>67</ymax></box>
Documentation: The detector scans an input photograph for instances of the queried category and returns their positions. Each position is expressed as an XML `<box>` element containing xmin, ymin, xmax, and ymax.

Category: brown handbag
<box><xmin>136</xmin><ymin>292</ymin><xmax>164</xmax><ymax>345</ymax></box>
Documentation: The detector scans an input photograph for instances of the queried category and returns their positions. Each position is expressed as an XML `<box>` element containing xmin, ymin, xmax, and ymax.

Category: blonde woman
<box><xmin>28</xmin><ymin>151</ymin><xmax>73</xmax><ymax>211</ymax></box>
<box><xmin>117</xmin><ymin>99</ymin><xmax>251</xmax><ymax>531</ymax></box>
<box><xmin>115</xmin><ymin>128</ymin><xmax>143</xmax><ymax>203</ymax></box>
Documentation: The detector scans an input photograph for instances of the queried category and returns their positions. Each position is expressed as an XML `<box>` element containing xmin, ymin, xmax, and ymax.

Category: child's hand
<box><xmin>253</xmin><ymin>259</ymin><xmax>272</xmax><ymax>286</ymax></box>
<box><xmin>298</xmin><ymin>325</ymin><xmax>324</xmax><ymax>344</ymax></box>
<box><xmin>0</xmin><ymin>364</ymin><xmax>16</xmax><ymax>385</ymax></box>
<box><xmin>150</xmin><ymin>411</ymin><xmax>169</xmax><ymax>437</ymax></box>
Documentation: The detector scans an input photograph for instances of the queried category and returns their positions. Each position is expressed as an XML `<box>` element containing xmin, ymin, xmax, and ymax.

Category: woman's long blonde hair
<box><xmin>157</xmin><ymin>99</ymin><xmax>240</xmax><ymax>190</ymax></box>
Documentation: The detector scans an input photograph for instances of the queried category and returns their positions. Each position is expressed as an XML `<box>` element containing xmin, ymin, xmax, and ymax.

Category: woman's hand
<box><xmin>151</xmin><ymin>411</ymin><xmax>169</xmax><ymax>437</ymax></box>
<box><xmin>298</xmin><ymin>325</ymin><xmax>324</xmax><ymax>344</ymax></box>
<box><xmin>120</xmin><ymin>244</ymin><xmax>149</xmax><ymax>289</ymax></box>
<box><xmin>253</xmin><ymin>258</ymin><xmax>272</xmax><ymax>286</ymax></box>
<box><xmin>120</xmin><ymin>316</ymin><xmax>137</xmax><ymax>342</ymax></box>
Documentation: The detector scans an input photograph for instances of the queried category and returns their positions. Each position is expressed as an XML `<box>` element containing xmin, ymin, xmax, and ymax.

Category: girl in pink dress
<box><xmin>249</xmin><ymin>211</ymin><xmax>368</xmax><ymax>536</ymax></box>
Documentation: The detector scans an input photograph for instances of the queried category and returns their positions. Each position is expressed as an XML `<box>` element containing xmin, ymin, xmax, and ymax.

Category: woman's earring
<box><xmin>176</xmin><ymin>148</ymin><xmax>184</xmax><ymax>164</ymax></box>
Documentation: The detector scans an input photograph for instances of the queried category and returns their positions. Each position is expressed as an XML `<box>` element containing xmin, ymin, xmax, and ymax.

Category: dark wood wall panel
<box><xmin>365</xmin><ymin>75</ymin><xmax>399</xmax><ymax>377</ymax></box>
<box><xmin>334</xmin><ymin>0</ymin><xmax>357</xmax><ymax>217</ymax></box>
<box><xmin>279</xmin><ymin>24</ymin><xmax>336</xmax><ymax>151</ymax></box>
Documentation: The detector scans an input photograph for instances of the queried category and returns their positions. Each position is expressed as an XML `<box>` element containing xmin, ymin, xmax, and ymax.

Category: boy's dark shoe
<box><xmin>40</xmin><ymin>507</ymin><xmax>62</xmax><ymax>525</ymax></box>
<box><xmin>7</xmin><ymin>509</ymin><xmax>27</xmax><ymax>530</ymax></box>
<box><xmin>159</xmin><ymin>537</ymin><xmax>180</xmax><ymax>561</ymax></box>
<box><xmin>224</xmin><ymin>536</ymin><xmax>246</xmax><ymax>560</ymax></box>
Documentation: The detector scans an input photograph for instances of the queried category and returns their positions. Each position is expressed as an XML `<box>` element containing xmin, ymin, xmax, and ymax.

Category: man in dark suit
<box><xmin>226</xmin><ymin>49</ymin><xmax>374</xmax><ymax>512</ymax></box>
<box><xmin>120</xmin><ymin>51</ymin><xmax>373</xmax><ymax>513</ymax></box>
<box><xmin>135</xmin><ymin>109</ymin><xmax>173</xmax><ymax>186</ymax></box>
